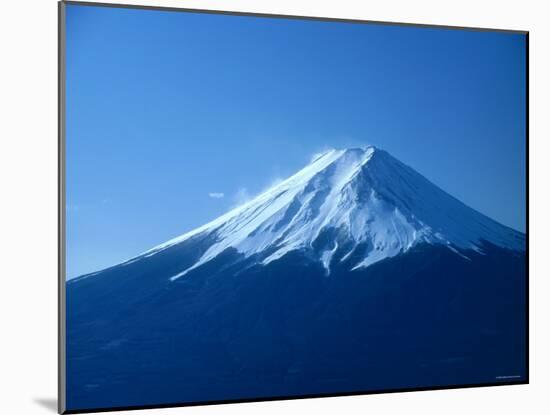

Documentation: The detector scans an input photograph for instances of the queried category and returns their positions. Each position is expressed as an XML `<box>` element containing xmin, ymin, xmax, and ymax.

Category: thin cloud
<box><xmin>310</xmin><ymin>147</ymin><xmax>335</xmax><ymax>163</ymax></box>
<box><xmin>66</xmin><ymin>204</ymin><xmax>80</xmax><ymax>213</ymax></box>
<box><xmin>208</xmin><ymin>192</ymin><xmax>225</xmax><ymax>199</ymax></box>
<box><xmin>261</xmin><ymin>177</ymin><xmax>284</xmax><ymax>193</ymax></box>
<box><xmin>232</xmin><ymin>187</ymin><xmax>252</xmax><ymax>207</ymax></box>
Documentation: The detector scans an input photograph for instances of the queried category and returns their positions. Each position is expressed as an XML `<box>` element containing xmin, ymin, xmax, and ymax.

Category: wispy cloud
<box><xmin>208</xmin><ymin>192</ymin><xmax>225</xmax><ymax>199</ymax></box>
<box><xmin>309</xmin><ymin>138</ymin><xmax>375</xmax><ymax>162</ymax></box>
<box><xmin>66</xmin><ymin>203</ymin><xmax>80</xmax><ymax>213</ymax></box>
<box><xmin>66</xmin><ymin>198</ymin><xmax>111</xmax><ymax>214</ymax></box>
<box><xmin>232</xmin><ymin>187</ymin><xmax>252</xmax><ymax>207</ymax></box>
<box><xmin>229</xmin><ymin>176</ymin><xmax>285</xmax><ymax>210</ymax></box>
<box><xmin>310</xmin><ymin>147</ymin><xmax>335</xmax><ymax>163</ymax></box>
<box><xmin>264</xmin><ymin>176</ymin><xmax>284</xmax><ymax>190</ymax></box>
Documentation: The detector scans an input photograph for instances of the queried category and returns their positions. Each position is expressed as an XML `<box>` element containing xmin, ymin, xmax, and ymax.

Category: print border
<box><xmin>58</xmin><ymin>1</ymin><xmax>529</xmax><ymax>413</ymax></box>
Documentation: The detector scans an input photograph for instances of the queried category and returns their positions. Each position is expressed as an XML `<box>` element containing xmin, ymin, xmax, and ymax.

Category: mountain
<box><xmin>66</xmin><ymin>147</ymin><xmax>526</xmax><ymax>411</ymax></box>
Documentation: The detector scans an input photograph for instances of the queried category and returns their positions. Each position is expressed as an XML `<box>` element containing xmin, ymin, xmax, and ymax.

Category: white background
<box><xmin>0</xmin><ymin>0</ymin><xmax>547</xmax><ymax>414</ymax></box>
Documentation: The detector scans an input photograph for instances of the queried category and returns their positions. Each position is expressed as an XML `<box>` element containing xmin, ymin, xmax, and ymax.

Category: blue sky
<box><xmin>65</xmin><ymin>4</ymin><xmax>526</xmax><ymax>278</ymax></box>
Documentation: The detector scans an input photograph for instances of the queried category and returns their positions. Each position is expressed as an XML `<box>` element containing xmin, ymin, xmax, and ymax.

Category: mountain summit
<box><xmin>111</xmin><ymin>146</ymin><xmax>524</xmax><ymax>280</ymax></box>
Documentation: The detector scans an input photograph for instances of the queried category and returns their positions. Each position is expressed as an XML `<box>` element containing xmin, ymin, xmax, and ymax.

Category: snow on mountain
<box><xmin>117</xmin><ymin>146</ymin><xmax>523</xmax><ymax>280</ymax></box>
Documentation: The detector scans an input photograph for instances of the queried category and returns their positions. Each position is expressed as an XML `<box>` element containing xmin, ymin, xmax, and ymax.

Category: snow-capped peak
<box><xmin>135</xmin><ymin>146</ymin><xmax>525</xmax><ymax>280</ymax></box>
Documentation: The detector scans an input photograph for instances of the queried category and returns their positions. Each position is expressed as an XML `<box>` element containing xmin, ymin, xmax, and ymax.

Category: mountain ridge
<box><xmin>71</xmin><ymin>146</ymin><xmax>525</xmax><ymax>282</ymax></box>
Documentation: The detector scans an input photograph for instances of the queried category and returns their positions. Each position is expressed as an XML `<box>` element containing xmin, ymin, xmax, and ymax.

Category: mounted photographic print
<box><xmin>59</xmin><ymin>1</ymin><xmax>528</xmax><ymax>413</ymax></box>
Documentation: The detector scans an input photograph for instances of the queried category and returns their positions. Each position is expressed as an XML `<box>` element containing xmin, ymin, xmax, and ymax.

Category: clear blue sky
<box><xmin>65</xmin><ymin>4</ymin><xmax>527</xmax><ymax>278</ymax></box>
